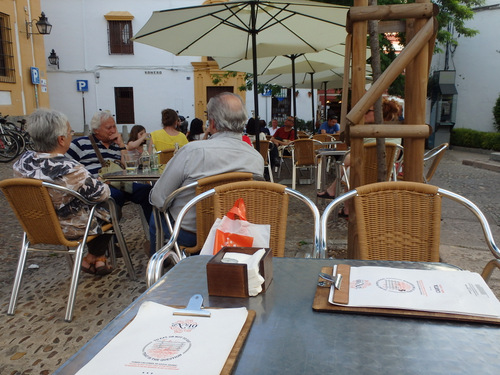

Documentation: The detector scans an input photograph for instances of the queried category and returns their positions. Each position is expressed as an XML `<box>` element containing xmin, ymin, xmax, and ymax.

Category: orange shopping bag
<box><xmin>200</xmin><ymin>198</ymin><xmax>271</xmax><ymax>255</ymax></box>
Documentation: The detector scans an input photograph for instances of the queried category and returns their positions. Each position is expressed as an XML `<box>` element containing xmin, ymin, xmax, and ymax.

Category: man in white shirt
<box><xmin>149</xmin><ymin>92</ymin><xmax>264</xmax><ymax>255</ymax></box>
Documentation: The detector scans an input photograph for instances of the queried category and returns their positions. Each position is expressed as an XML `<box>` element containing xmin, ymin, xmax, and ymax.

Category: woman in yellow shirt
<box><xmin>151</xmin><ymin>108</ymin><xmax>188</xmax><ymax>151</ymax></box>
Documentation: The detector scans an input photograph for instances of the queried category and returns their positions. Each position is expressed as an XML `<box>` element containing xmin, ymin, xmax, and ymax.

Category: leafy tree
<box><xmin>322</xmin><ymin>0</ymin><xmax>484</xmax><ymax>50</ymax></box>
<box><xmin>321</xmin><ymin>0</ymin><xmax>484</xmax><ymax>96</ymax></box>
<box><xmin>493</xmin><ymin>93</ymin><xmax>500</xmax><ymax>132</ymax></box>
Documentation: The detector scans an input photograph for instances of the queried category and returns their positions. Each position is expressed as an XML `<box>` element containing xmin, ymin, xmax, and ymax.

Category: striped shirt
<box><xmin>66</xmin><ymin>134</ymin><xmax>122</xmax><ymax>176</ymax></box>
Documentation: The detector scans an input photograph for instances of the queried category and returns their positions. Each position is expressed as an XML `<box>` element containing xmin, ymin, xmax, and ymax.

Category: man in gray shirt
<box><xmin>149</xmin><ymin>92</ymin><xmax>264</xmax><ymax>255</ymax></box>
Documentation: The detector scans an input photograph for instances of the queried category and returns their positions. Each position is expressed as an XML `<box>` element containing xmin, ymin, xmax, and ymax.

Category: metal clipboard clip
<box><xmin>173</xmin><ymin>294</ymin><xmax>211</xmax><ymax>317</ymax></box>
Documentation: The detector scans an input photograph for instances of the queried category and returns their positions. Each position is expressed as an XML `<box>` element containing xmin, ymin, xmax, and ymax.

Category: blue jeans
<box><xmin>110</xmin><ymin>183</ymin><xmax>152</xmax><ymax>219</ymax></box>
<box><xmin>149</xmin><ymin>212</ymin><xmax>197</xmax><ymax>257</ymax></box>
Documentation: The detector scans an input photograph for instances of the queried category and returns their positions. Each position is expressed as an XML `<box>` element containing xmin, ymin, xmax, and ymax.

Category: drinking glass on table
<box><xmin>124</xmin><ymin>151</ymin><xmax>139</xmax><ymax>174</ymax></box>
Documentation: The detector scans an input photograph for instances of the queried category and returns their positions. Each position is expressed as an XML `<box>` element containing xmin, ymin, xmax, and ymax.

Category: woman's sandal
<box><xmin>81</xmin><ymin>257</ymin><xmax>96</xmax><ymax>275</ymax></box>
<box><xmin>94</xmin><ymin>256</ymin><xmax>113</xmax><ymax>276</ymax></box>
<box><xmin>338</xmin><ymin>208</ymin><xmax>349</xmax><ymax>220</ymax></box>
<box><xmin>317</xmin><ymin>191</ymin><xmax>335</xmax><ymax>199</ymax></box>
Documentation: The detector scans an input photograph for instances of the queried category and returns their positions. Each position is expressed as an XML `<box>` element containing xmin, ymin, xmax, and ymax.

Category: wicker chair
<box><xmin>159</xmin><ymin>147</ymin><xmax>175</xmax><ymax>164</ymax></box>
<box><xmin>0</xmin><ymin>178</ymin><xmax>135</xmax><ymax>322</ymax></box>
<box><xmin>343</xmin><ymin>142</ymin><xmax>400</xmax><ymax>191</ymax></box>
<box><xmin>147</xmin><ymin>181</ymin><xmax>321</xmax><ymax>286</ymax></box>
<box><xmin>320</xmin><ymin>181</ymin><xmax>500</xmax><ymax>265</ymax></box>
<box><xmin>296</xmin><ymin>130</ymin><xmax>311</xmax><ymax>139</ymax></box>
<box><xmin>155</xmin><ymin>172</ymin><xmax>254</xmax><ymax>255</ymax></box>
<box><xmin>253</xmin><ymin>140</ymin><xmax>274</xmax><ymax>182</ymax></box>
<box><xmin>290</xmin><ymin>138</ymin><xmax>323</xmax><ymax>189</ymax></box>
<box><xmin>312</xmin><ymin>133</ymin><xmax>334</xmax><ymax>143</ymax></box>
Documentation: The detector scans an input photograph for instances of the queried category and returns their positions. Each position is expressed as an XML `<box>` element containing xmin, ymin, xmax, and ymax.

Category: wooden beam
<box><xmin>345</xmin><ymin>16</ymin><xmax>437</xmax><ymax>126</ymax></box>
<box><xmin>350</xmin><ymin>124</ymin><xmax>430</xmax><ymax>138</ymax></box>
<box><xmin>404</xmin><ymin>0</ymin><xmax>430</xmax><ymax>183</ymax></box>
<box><xmin>348</xmin><ymin>3</ymin><xmax>438</xmax><ymax>22</ymax></box>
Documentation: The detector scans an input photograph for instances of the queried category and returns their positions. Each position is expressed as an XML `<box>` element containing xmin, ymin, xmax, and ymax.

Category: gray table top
<box><xmin>102</xmin><ymin>169</ymin><xmax>161</xmax><ymax>182</ymax></box>
<box><xmin>56</xmin><ymin>256</ymin><xmax>500</xmax><ymax>375</ymax></box>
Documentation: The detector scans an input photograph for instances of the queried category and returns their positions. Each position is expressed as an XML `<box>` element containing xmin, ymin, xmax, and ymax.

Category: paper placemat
<box><xmin>77</xmin><ymin>302</ymin><xmax>255</xmax><ymax>374</ymax></box>
<box><xmin>313</xmin><ymin>266</ymin><xmax>500</xmax><ymax>325</ymax></box>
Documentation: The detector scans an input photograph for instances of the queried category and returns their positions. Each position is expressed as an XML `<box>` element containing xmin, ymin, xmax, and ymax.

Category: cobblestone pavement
<box><xmin>0</xmin><ymin>147</ymin><xmax>499</xmax><ymax>374</ymax></box>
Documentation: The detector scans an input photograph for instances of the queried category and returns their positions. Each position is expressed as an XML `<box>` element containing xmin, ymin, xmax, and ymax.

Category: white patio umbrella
<box><xmin>214</xmin><ymin>45</ymin><xmax>370</xmax><ymax>123</ymax></box>
<box><xmin>214</xmin><ymin>44</ymin><xmax>348</xmax><ymax>76</ymax></box>
<box><xmin>133</xmin><ymin>0</ymin><xmax>349</xmax><ymax>148</ymax></box>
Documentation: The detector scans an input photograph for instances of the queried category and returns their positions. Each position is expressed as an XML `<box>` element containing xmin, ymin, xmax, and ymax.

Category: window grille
<box><xmin>108</xmin><ymin>20</ymin><xmax>133</xmax><ymax>54</ymax></box>
<box><xmin>0</xmin><ymin>13</ymin><xmax>15</xmax><ymax>83</ymax></box>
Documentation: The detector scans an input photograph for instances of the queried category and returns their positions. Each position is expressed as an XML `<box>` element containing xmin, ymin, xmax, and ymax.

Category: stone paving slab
<box><xmin>0</xmin><ymin>147</ymin><xmax>499</xmax><ymax>374</ymax></box>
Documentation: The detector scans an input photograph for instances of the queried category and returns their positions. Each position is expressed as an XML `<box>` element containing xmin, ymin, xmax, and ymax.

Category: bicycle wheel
<box><xmin>23</xmin><ymin>132</ymin><xmax>35</xmax><ymax>151</ymax></box>
<box><xmin>7</xmin><ymin>129</ymin><xmax>25</xmax><ymax>151</ymax></box>
<box><xmin>0</xmin><ymin>133</ymin><xmax>21</xmax><ymax>162</ymax></box>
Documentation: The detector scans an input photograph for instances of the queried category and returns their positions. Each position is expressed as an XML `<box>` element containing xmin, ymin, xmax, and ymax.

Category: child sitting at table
<box><xmin>126</xmin><ymin>125</ymin><xmax>150</xmax><ymax>153</ymax></box>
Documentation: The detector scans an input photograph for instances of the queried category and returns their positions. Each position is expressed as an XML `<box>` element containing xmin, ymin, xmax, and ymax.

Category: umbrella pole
<box><xmin>323</xmin><ymin>81</ymin><xmax>328</xmax><ymax>121</ymax></box>
<box><xmin>251</xmin><ymin>2</ymin><xmax>260</xmax><ymax>151</ymax></box>
<box><xmin>291</xmin><ymin>55</ymin><xmax>297</xmax><ymax>129</ymax></box>
<box><xmin>310</xmin><ymin>73</ymin><xmax>315</xmax><ymax>133</ymax></box>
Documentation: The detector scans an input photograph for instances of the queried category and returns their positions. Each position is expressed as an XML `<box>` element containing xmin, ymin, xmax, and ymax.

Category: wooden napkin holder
<box><xmin>206</xmin><ymin>247</ymin><xmax>273</xmax><ymax>298</ymax></box>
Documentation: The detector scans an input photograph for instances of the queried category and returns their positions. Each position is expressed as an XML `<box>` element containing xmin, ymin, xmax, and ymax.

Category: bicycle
<box><xmin>0</xmin><ymin>114</ymin><xmax>34</xmax><ymax>159</ymax></box>
<box><xmin>0</xmin><ymin>132</ymin><xmax>20</xmax><ymax>162</ymax></box>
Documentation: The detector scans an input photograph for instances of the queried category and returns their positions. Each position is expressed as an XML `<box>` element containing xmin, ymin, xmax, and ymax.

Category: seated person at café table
<box><xmin>66</xmin><ymin>110</ymin><xmax>152</xmax><ymax>221</ymax></box>
<box><xmin>149</xmin><ymin>92</ymin><xmax>264</xmax><ymax>256</ymax></box>
<box><xmin>317</xmin><ymin>99</ymin><xmax>402</xmax><ymax>202</ymax></box>
<box><xmin>270</xmin><ymin>116</ymin><xmax>295</xmax><ymax>167</ymax></box>
<box><xmin>126</xmin><ymin>124</ymin><xmax>150</xmax><ymax>153</ymax></box>
<box><xmin>151</xmin><ymin>108</ymin><xmax>188</xmax><ymax>151</ymax></box>
<box><xmin>14</xmin><ymin>108</ymin><xmax>113</xmax><ymax>275</ymax></box>
<box><xmin>318</xmin><ymin>114</ymin><xmax>340</xmax><ymax>134</ymax></box>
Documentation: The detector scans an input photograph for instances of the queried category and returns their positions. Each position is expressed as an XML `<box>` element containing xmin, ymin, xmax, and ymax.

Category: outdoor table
<box><xmin>54</xmin><ymin>256</ymin><xmax>500</xmax><ymax>375</ymax></box>
<box><xmin>102</xmin><ymin>168</ymin><xmax>162</xmax><ymax>183</ymax></box>
<box><xmin>103</xmin><ymin>168</ymin><xmax>163</xmax><ymax>253</ymax></box>
<box><xmin>315</xmin><ymin>148</ymin><xmax>348</xmax><ymax>192</ymax></box>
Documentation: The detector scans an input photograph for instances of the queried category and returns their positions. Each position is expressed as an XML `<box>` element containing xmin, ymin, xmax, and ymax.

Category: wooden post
<box><xmin>347</xmin><ymin>0</ymin><xmax>369</xmax><ymax>259</ymax></box>
<box><xmin>403</xmin><ymin>0</ymin><xmax>430</xmax><ymax>182</ymax></box>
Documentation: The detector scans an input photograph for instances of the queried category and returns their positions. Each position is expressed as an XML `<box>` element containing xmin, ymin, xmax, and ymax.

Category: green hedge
<box><xmin>451</xmin><ymin>128</ymin><xmax>500</xmax><ymax>151</ymax></box>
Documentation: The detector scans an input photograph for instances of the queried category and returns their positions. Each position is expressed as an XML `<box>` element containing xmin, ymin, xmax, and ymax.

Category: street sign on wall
<box><xmin>30</xmin><ymin>67</ymin><xmax>40</xmax><ymax>85</ymax></box>
<box><xmin>77</xmin><ymin>80</ymin><xmax>89</xmax><ymax>92</ymax></box>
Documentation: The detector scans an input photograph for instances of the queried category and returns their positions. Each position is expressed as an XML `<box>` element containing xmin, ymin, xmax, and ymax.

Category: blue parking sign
<box><xmin>30</xmin><ymin>67</ymin><xmax>40</xmax><ymax>85</ymax></box>
<box><xmin>77</xmin><ymin>80</ymin><xmax>89</xmax><ymax>92</ymax></box>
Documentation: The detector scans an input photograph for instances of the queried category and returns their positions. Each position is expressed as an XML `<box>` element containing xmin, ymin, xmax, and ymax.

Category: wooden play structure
<box><xmin>340</xmin><ymin>0</ymin><xmax>439</xmax><ymax>258</ymax></box>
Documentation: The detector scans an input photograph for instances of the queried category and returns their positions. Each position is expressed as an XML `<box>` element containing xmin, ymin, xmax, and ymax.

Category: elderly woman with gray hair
<box><xmin>13</xmin><ymin>108</ymin><xmax>113</xmax><ymax>275</ymax></box>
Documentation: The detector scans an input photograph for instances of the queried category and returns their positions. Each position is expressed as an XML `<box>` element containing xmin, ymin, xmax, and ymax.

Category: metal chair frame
<box><xmin>423</xmin><ymin>142</ymin><xmax>449</xmax><ymax>183</ymax></box>
<box><xmin>320</xmin><ymin>182</ymin><xmax>500</xmax><ymax>271</ymax></box>
<box><xmin>147</xmin><ymin>181</ymin><xmax>321</xmax><ymax>286</ymax></box>
<box><xmin>253</xmin><ymin>140</ymin><xmax>274</xmax><ymax>182</ymax></box>
<box><xmin>154</xmin><ymin>172</ymin><xmax>254</xmax><ymax>255</ymax></box>
<box><xmin>0</xmin><ymin>178</ymin><xmax>135</xmax><ymax>322</ymax></box>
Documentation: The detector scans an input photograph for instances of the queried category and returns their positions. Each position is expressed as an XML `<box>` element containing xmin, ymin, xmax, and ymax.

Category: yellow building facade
<box><xmin>0</xmin><ymin>0</ymin><xmax>50</xmax><ymax>117</ymax></box>
<box><xmin>191</xmin><ymin>58</ymin><xmax>247</xmax><ymax>120</ymax></box>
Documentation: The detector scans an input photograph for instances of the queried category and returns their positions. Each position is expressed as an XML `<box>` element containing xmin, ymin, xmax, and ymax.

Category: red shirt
<box><xmin>242</xmin><ymin>134</ymin><xmax>252</xmax><ymax>146</ymax></box>
<box><xmin>274</xmin><ymin>127</ymin><xmax>295</xmax><ymax>141</ymax></box>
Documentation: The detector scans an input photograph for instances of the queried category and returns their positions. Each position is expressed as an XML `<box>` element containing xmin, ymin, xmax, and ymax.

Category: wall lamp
<box><xmin>48</xmin><ymin>49</ymin><xmax>59</xmax><ymax>69</ymax></box>
<box><xmin>26</xmin><ymin>12</ymin><xmax>52</xmax><ymax>39</ymax></box>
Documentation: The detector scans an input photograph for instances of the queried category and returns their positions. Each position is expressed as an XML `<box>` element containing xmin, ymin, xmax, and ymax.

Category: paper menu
<box><xmin>76</xmin><ymin>301</ymin><xmax>248</xmax><ymax>374</ymax></box>
<box><xmin>328</xmin><ymin>266</ymin><xmax>500</xmax><ymax>318</ymax></box>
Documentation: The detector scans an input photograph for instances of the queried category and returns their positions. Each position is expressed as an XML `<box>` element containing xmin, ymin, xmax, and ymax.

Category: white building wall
<box><xmin>431</xmin><ymin>1</ymin><xmax>500</xmax><ymax>132</ymax></box>
<box><xmin>41</xmin><ymin>0</ymin><xmax>313</xmax><ymax>133</ymax></box>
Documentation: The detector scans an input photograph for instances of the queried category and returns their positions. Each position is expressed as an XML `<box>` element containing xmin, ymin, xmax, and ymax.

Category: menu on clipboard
<box><xmin>76</xmin><ymin>298</ymin><xmax>252</xmax><ymax>374</ymax></box>
<box><xmin>327</xmin><ymin>265</ymin><xmax>500</xmax><ymax>318</ymax></box>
